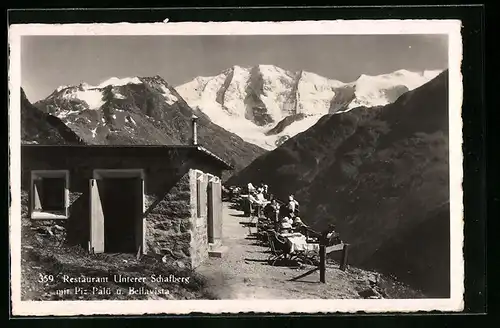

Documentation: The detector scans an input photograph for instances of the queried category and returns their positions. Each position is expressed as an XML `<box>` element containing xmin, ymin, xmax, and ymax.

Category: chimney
<box><xmin>191</xmin><ymin>115</ymin><xmax>198</xmax><ymax>145</ymax></box>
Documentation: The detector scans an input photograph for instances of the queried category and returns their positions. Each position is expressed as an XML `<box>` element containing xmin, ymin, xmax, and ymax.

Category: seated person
<box><xmin>278</xmin><ymin>202</ymin><xmax>291</xmax><ymax>218</ymax></box>
<box><xmin>262</xmin><ymin>200</ymin><xmax>279</xmax><ymax>230</ymax></box>
<box><xmin>246</xmin><ymin>191</ymin><xmax>258</xmax><ymax>215</ymax></box>
<box><xmin>249</xmin><ymin>190</ymin><xmax>268</xmax><ymax>217</ymax></box>
<box><xmin>264</xmin><ymin>199</ymin><xmax>280</xmax><ymax>219</ymax></box>
<box><xmin>279</xmin><ymin>216</ymin><xmax>294</xmax><ymax>233</ymax></box>
<box><xmin>325</xmin><ymin>224</ymin><xmax>342</xmax><ymax>246</ymax></box>
<box><xmin>248</xmin><ymin>191</ymin><xmax>258</xmax><ymax>204</ymax></box>
<box><xmin>279</xmin><ymin>221</ymin><xmax>293</xmax><ymax>234</ymax></box>
<box><xmin>292</xmin><ymin>216</ymin><xmax>306</xmax><ymax>229</ymax></box>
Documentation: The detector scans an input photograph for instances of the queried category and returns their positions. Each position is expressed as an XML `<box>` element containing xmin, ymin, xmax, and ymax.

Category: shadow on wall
<box><xmin>66</xmin><ymin>192</ymin><xmax>90</xmax><ymax>246</ymax></box>
<box><xmin>64</xmin><ymin>162</ymin><xmax>193</xmax><ymax>249</ymax></box>
<box><xmin>143</xmin><ymin>163</ymin><xmax>192</xmax><ymax>218</ymax></box>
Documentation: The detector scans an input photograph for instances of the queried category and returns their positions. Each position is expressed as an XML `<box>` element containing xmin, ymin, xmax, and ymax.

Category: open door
<box><xmin>89</xmin><ymin>179</ymin><xmax>105</xmax><ymax>253</ymax></box>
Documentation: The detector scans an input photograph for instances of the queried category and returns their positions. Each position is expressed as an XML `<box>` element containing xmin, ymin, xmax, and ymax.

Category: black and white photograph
<box><xmin>9</xmin><ymin>20</ymin><xmax>464</xmax><ymax>315</ymax></box>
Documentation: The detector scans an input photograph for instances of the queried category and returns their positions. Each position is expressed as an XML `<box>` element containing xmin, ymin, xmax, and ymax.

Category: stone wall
<box><xmin>144</xmin><ymin>171</ymin><xmax>194</xmax><ymax>268</ymax></box>
<box><xmin>20</xmin><ymin>146</ymin><xmax>227</xmax><ymax>269</ymax></box>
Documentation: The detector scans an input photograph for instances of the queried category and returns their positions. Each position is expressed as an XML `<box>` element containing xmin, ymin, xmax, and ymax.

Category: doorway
<box><xmin>90</xmin><ymin>169</ymin><xmax>144</xmax><ymax>254</ymax></box>
<box><xmin>100</xmin><ymin>178</ymin><xmax>141</xmax><ymax>252</ymax></box>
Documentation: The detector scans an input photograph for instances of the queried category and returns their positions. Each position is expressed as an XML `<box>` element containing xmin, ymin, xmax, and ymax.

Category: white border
<box><xmin>9</xmin><ymin>20</ymin><xmax>464</xmax><ymax>316</ymax></box>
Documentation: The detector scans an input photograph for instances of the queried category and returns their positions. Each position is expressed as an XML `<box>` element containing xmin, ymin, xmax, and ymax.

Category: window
<box><xmin>31</xmin><ymin>170</ymin><xmax>69</xmax><ymax>219</ymax></box>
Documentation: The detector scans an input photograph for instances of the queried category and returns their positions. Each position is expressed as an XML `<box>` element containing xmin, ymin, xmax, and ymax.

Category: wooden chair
<box><xmin>266</xmin><ymin>230</ymin><xmax>291</xmax><ymax>266</ymax></box>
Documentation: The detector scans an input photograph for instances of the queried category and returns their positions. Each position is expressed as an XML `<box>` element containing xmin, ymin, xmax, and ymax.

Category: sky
<box><xmin>21</xmin><ymin>34</ymin><xmax>448</xmax><ymax>102</ymax></box>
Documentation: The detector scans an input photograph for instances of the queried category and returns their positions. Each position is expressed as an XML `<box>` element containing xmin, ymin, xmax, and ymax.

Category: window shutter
<box><xmin>33</xmin><ymin>179</ymin><xmax>43</xmax><ymax>211</ymax></box>
<box><xmin>196</xmin><ymin>174</ymin><xmax>202</xmax><ymax>218</ymax></box>
<box><xmin>200</xmin><ymin>174</ymin><xmax>207</xmax><ymax>217</ymax></box>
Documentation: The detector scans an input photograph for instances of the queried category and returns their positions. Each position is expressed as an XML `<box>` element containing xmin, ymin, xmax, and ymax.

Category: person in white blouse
<box><xmin>247</xmin><ymin>182</ymin><xmax>255</xmax><ymax>194</ymax></box>
<box><xmin>256</xmin><ymin>188</ymin><xmax>267</xmax><ymax>203</ymax></box>
<box><xmin>287</xmin><ymin>195</ymin><xmax>299</xmax><ymax>215</ymax></box>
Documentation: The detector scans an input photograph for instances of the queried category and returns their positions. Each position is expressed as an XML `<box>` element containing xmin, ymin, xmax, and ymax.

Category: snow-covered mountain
<box><xmin>176</xmin><ymin>65</ymin><xmax>442</xmax><ymax>150</ymax></box>
<box><xmin>32</xmin><ymin>76</ymin><xmax>267</xmax><ymax>177</ymax></box>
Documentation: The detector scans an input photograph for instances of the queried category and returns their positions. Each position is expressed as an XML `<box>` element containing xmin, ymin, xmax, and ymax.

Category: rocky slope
<box><xmin>32</xmin><ymin>76</ymin><xmax>266</xmax><ymax>178</ymax></box>
<box><xmin>227</xmin><ymin>70</ymin><xmax>450</xmax><ymax>297</ymax></box>
<box><xmin>176</xmin><ymin>65</ymin><xmax>442</xmax><ymax>149</ymax></box>
<box><xmin>21</xmin><ymin>88</ymin><xmax>84</xmax><ymax>145</ymax></box>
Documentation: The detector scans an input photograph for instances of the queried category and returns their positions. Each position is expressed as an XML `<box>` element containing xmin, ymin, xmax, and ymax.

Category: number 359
<box><xmin>38</xmin><ymin>274</ymin><xmax>54</xmax><ymax>283</ymax></box>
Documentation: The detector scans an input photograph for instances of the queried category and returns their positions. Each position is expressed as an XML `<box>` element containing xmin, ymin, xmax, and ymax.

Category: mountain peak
<box><xmin>231</xmin><ymin>64</ymin><xmax>245</xmax><ymax>71</ymax></box>
<box><xmin>141</xmin><ymin>75</ymin><xmax>170</xmax><ymax>86</ymax></box>
<box><xmin>175</xmin><ymin>65</ymin><xmax>442</xmax><ymax>149</ymax></box>
<box><xmin>391</xmin><ymin>69</ymin><xmax>413</xmax><ymax>76</ymax></box>
<box><xmin>255</xmin><ymin>64</ymin><xmax>288</xmax><ymax>75</ymax></box>
<box><xmin>95</xmin><ymin>76</ymin><xmax>142</xmax><ymax>89</ymax></box>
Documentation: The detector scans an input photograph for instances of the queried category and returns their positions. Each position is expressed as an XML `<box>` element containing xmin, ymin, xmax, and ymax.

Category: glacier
<box><xmin>176</xmin><ymin>65</ymin><xmax>442</xmax><ymax>150</ymax></box>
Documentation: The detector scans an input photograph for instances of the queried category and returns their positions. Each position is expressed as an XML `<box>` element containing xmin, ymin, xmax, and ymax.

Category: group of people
<box><xmin>241</xmin><ymin>182</ymin><xmax>307</xmax><ymax>234</ymax></box>
<box><xmin>269</xmin><ymin>195</ymin><xmax>304</xmax><ymax>234</ymax></box>
<box><xmin>226</xmin><ymin>182</ymin><xmax>342</xmax><ymax>246</ymax></box>
<box><xmin>246</xmin><ymin>183</ymin><xmax>269</xmax><ymax>206</ymax></box>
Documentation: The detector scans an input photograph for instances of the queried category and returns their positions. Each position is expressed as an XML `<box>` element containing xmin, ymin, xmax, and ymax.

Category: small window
<box><xmin>31</xmin><ymin>170</ymin><xmax>69</xmax><ymax>219</ymax></box>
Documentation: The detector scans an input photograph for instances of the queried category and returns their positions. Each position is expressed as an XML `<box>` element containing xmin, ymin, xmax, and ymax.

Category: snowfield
<box><xmin>96</xmin><ymin>77</ymin><xmax>142</xmax><ymax>88</ymax></box>
<box><xmin>176</xmin><ymin>65</ymin><xmax>443</xmax><ymax>149</ymax></box>
<box><xmin>160</xmin><ymin>86</ymin><xmax>179</xmax><ymax>105</ymax></box>
<box><xmin>73</xmin><ymin>90</ymin><xmax>105</xmax><ymax>110</ymax></box>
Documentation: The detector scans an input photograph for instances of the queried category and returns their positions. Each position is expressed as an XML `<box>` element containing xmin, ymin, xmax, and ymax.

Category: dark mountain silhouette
<box><xmin>21</xmin><ymin>88</ymin><xmax>84</xmax><ymax>145</ymax></box>
<box><xmin>31</xmin><ymin>76</ymin><xmax>266</xmax><ymax>178</ymax></box>
<box><xmin>228</xmin><ymin>70</ymin><xmax>450</xmax><ymax>296</ymax></box>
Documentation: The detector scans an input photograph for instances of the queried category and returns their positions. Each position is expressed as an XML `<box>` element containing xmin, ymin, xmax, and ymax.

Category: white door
<box><xmin>89</xmin><ymin>179</ymin><xmax>105</xmax><ymax>253</ymax></box>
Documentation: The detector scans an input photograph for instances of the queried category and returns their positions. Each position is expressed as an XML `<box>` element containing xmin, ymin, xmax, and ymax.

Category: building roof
<box><xmin>21</xmin><ymin>144</ymin><xmax>234</xmax><ymax>170</ymax></box>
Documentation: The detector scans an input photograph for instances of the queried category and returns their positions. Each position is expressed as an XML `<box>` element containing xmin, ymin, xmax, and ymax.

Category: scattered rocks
<box><xmin>173</xmin><ymin>260</ymin><xmax>186</xmax><ymax>269</ymax></box>
<box><xmin>367</xmin><ymin>272</ymin><xmax>380</xmax><ymax>286</ymax></box>
<box><xmin>53</xmin><ymin>225</ymin><xmax>65</xmax><ymax>231</ymax></box>
<box><xmin>34</xmin><ymin>226</ymin><xmax>50</xmax><ymax>235</ymax></box>
<box><xmin>358</xmin><ymin>287</ymin><xmax>383</xmax><ymax>299</ymax></box>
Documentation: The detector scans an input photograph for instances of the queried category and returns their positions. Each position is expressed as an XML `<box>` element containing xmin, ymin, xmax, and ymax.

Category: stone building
<box><xmin>21</xmin><ymin>118</ymin><xmax>232</xmax><ymax>269</ymax></box>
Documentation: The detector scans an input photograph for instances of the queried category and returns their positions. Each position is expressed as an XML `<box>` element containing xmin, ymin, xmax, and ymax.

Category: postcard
<box><xmin>8</xmin><ymin>19</ymin><xmax>463</xmax><ymax>316</ymax></box>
